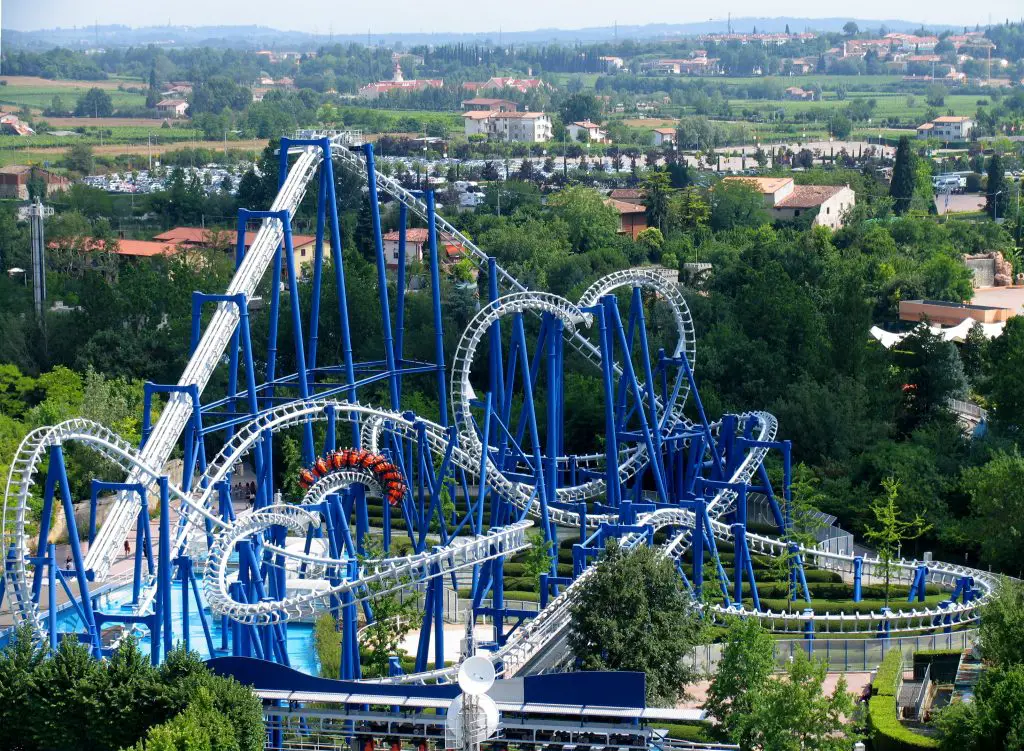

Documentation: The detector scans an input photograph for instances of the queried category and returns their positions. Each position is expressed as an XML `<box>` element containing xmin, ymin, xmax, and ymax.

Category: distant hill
<box><xmin>1</xmin><ymin>17</ymin><xmax>971</xmax><ymax>51</ymax></box>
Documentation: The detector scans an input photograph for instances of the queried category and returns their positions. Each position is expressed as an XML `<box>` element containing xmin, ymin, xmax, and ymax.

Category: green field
<box><xmin>727</xmin><ymin>93</ymin><xmax>983</xmax><ymax>121</ymax></box>
<box><xmin>0</xmin><ymin>84</ymin><xmax>146</xmax><ymax>111</ymax></box>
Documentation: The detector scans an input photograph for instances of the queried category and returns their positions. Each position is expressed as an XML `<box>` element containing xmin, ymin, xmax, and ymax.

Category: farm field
<box><xmin>0</xmin><ymin>138</ymin><xmax>268</xmax><ymax>167</ymax></box>
<box><xmin>726</xmin><ymin>93</ymin><xmax>983</xmax><ymax>120</ymax></box>
<box><xmin>0</xmin><ymin>77</ymin><xmax>146</xmax><ymax>111</ymax></box>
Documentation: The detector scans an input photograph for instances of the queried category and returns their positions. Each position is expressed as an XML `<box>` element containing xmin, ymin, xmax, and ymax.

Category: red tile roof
<box><xmin>774</xmin><ymin>185</ymin><xmax>844</xmax><ymax>209</ymax></box>
<box><xmin>604</xmin><ymin>198</ymin><xmax>647</xmax><ymax>215</ymax></box>
<box><xmin>153</xmin><ymin>227</ymin><xmax>316</xmax><ymax>247</ymax></box>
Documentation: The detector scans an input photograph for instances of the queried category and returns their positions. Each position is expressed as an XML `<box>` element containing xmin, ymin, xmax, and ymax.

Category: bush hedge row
<box><xmin>866</xmin><ymin>650</ymin><xmax>939</xmax><ymax>750</ymax></box>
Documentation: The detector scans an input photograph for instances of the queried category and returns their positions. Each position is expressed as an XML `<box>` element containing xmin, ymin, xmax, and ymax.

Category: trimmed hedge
<box><xmin>874</xmin><ymin>649</ymin><xmax>903</xmax><ymax>696</ymax></box>
<box><xmin>867</xmin><ymin>650</ymin><xmax>939</xmax><ymax>750</ymax></box>
<box><xmin>867</xmin><ymin>696</ymin><xmax>939</xmax><ymax>750</ymax></box>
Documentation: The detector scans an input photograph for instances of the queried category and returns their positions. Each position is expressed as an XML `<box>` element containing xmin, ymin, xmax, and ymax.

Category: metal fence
<box><xmin>688</xmin><ymin>629</ymin><xmax>976</xmax><ymax>674</ymax></box>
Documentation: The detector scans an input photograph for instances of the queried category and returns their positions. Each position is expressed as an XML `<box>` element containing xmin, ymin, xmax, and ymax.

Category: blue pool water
<box><xmin>53</xmin><ymin>582</ymin><xmax>320</xmax><ymax>675</ymax></box>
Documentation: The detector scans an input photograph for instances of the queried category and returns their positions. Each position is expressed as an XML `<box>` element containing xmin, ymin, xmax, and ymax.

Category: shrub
<box><xmin>867</xmin><ymin>695</ymin><xmax>939</xmax><ymax>750</ymax></box>
<box><xmin>874</xmin><ymin>649</ymin><xmax>904</xmax><ymax>696</ymax></box>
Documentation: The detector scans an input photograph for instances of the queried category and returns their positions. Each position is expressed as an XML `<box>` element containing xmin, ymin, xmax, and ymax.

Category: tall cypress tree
<box><xmin>987</xmin><ymin>153</ymin><xmax>1008</xmax><ymax>221</ymax></box>
<box><xmin>889</xmin><ymin>136</ymin><xmax>916</xmax><ymax>215</ymax></box>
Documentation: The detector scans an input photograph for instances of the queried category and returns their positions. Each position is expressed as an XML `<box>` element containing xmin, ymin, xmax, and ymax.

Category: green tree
<box><xmin>705</xmin><ymin>618</ymin><xmax>776</xmax><ymax>749</ymax></box>
<box><xmin>936</xmin><ymin>665</ymin><xmax>1024</xmax><ymax>751</ymax></box>
<box><xmin>830</xmin><ymin>113</ymin><xmax>853</xmax><ymax>139</ymax></box>
<box><xmin>843</xmin><ymin>21</ymin><xmax>860</xmax><ymax>35</ymax></box>
<box><xmin>27</xmin><ymin>637</ymin><xmax>101</xmax><ymax>751</ymax></box>
<box><xmin>863</xmin><ymin>478</ymin><xmax>931</xmax><ymax>607</ymax></box>
<box><xmin>976</xmin><ymin>580</ymin><xmax>1024</xmax><ymax>668</ymax></box>
<box><xmin>129</xmin><ymin>688</ymin><xmax>240</xmax><ymax>751</ymax></box>
<box><xmin>64</xmin><ymin>142</ymin><xmax>95</xmax><ymax>175</ymax></box>
<box><xmin>358</xmin><ymin>539</ymin><xmax>419</xmax><ymax>678</ymax></box>
<box><xmin>568</xmin><ymin>541</ymin><xmax>704</xmax><ymax>705</ymax></box>
<box><xmin>0</xmin><ymin>624</ymin><xmax>46</xmax><ymax>751</ymax></box>
<box><xmin>985</xmin><ymin>316</ymin><xmax>1024</xmax><ymax>432</ymax></box>
<box><xmin>925</xmin><ymin>83</ymin><xmax>948</xmax><ymax>107</ymax></box>
<box><xmin>74</xmin><ymin>87</ymin><xmax>113</xmax><ymax>117</ymax></box>
<box><xmin>559</xmin><ymin>93</ymin><xmax>601</xmax><ymax>125</ymax></box>
<box><xmin>962</xmin><ymin>451</ymin><xmax>1024</xmax><ymax>571</ymax></box>
<box><xmin>889</xmin><ymin>137</ymin><xmax>916</xmax><ymax>215</ymax></box>
<box><xmin>710</xmin><ymin>180</ymin><xmax>769</xmax><ymax>231</ymax></box>
<box><xmin>740</xmin><ymin>649</ymin><xmax>858</xmax><ymax>751</ymax></box>
<box><xmin>546</xmin><ymin>186</ymin><xmax>619</xmax><ymax>252</ymax></box>
<box><xmin>669</xmin><ymin>187</ymin><xmax>711</xmax><ymax>234</ymax></box>
<box><xmin>986</xmin><ymin>153</ymin><xmax>1009</xmax><ymax>220</ymax></box>
<box><xmin>520</xmin><ymin>530</ymin><xmax>555</xmax><ymax>581</ymax></box>
<box><xmin>891</xmin><ymin>326</ymin><xmax>967</xmax><ymax>431</ymax></box>
<box><xmin>642</xmin><ymin>170</ymin><xmax>673</xmax><ymax>234</ymax></box>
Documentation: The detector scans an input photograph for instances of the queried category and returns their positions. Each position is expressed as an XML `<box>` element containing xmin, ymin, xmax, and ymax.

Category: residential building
<box><xmin>357</xmin><ymin>63</ymin><xmax>443</xmax><ymax>100</ymax></box>
<box><xmin>783</xmin><ymin>86</ymin><xmax>815</xmax><ymax>101</ymax></box>
<box><xmin>381</xmin><ymin>228</ymin><xmax>465</xmax><ymax>269</ymax></box>
<box><xmin>884</xmin><ymin>33</ymin><xmax>939</xmax><ymax>52</ymax></box>
<box><xmin>462</xmin><ymin>77</ymin><xmax>547</xmax><ymax>94</ymax></box>
<box><xmin>916</xmin><ymin>115</ymin><xmax>973</xmax><ymax>141</ymax></box>
<box><xmin>645</xmin><ymin>56</ymin><xmax>720</xmax><ymax>76</ymax></box>
<box><xmin>152</xmin><ymin>227</ymin><xmax>328</xmax><ymax>275</ymax></box>
<box><xmin>0</xmin><ymin>166</ymin><xmax>70</xmax><ymax>200</ymax></box>
<box><xmin>722</xmin><ymin>177</ymin><xmax>855</xmax><ymax>230</ymax></box>
<box><xmin>567</xmin><ymin>120</ymin><xmax>609</xmax><ymax>143</ymax></box>
<box><xmin>652</xmin><ymin>127</ymin><xmax>676</xmax><ymax>147</ymax></box>
<box><xmin>461</xmin><ymin>97</ymin><xmax>518</xmax><ymax>112</ymax></box>
<box><xmin>599</xmin><ymin>56</ymin><xmax>625</xmax><ymax>69</ymax></box>
<box><xmin>461</xmin><ymin>111</ymin><xmax>493</xmax><ymax>137</ymax></box>
<box><xmin>160</xmin><ymin>83</ymin><xmax>193</xmax><ymax>98</ymax></box>
<box><xmin>609</xmin><ymin>188</ymin><xmax>644</xmax><ymax>205</ymax></box>
<box><xmin>785</xmin><ymin>57</ymin><xmax>816</xmax><ymax>74</ymax></box>
<box><xmin>156</xmin><ymin>99</ymin><xmax>189</xmax><ymax>117</ymax></box>
<box><xmin>461</xmin><ymin>111</ymin><xmax>552</xmax><ymax>142</ymax></box>
<box><xmin>604</xmin><ymin>198</ymin><xmax>648</xmax><ymax>239</ymax></box>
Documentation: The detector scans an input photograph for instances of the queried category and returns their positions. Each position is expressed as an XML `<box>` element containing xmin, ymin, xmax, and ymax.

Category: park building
<box><xmin>722</xmin><ymin>176</ymin><xmax>855</xmax><ymax>230</ymax></box>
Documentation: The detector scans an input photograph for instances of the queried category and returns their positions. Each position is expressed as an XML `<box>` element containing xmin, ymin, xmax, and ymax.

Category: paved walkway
<box><xmin>677</xmin><ymin>672</ymin><xmax>873</xmax><ymax>709</ymax></box>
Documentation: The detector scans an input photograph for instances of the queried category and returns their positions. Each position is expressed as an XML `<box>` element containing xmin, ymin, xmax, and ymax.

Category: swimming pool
<box><xmin>52</xmin><ymin>581</ymin><xmax>321</xmax><ymax>676</ymax></box>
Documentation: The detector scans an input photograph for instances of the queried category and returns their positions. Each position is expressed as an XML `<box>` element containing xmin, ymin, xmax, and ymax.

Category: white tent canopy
<box><xmin>870</xmin><ymin>319</ymin><xmax>1007</xmax><ymax>348</ymax></box>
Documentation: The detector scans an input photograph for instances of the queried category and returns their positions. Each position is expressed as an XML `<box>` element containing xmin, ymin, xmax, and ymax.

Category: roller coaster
<box><xmin>0</xmin><ymin>132</ymin><xmax>999</xmax><ymax>692</ymax></box>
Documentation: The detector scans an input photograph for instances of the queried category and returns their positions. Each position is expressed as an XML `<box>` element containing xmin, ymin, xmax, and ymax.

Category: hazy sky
<box><xmin>3</xmin><ymin>0</ymin><xmax>1021</xmax><ymax>34</ymax></box>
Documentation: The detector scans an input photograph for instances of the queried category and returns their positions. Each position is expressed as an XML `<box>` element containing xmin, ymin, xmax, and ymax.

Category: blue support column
<box><xmin>853</xmin><ymin>556</ymin><xmax>863</xmax><ymax>602</ymax></box>
<box><xmin>322</xmin><ymin>140</ymin><xmax>358</xmax><ymax>413</ymax></box>
<box><xmin>425</xmin><ymin>190</ymin><xmax>448</xmax><ymax>425</ymax></box>
<box><xmin>50</xmin><ymin>446</ymin><xmax>100</xmax><ymax>655</ymax></box>
<box><xmin>159</xmin><ymin>476</ymin><xmax>173</xmax><ymax>658</ymax></box>
<box><xmin>362</xmin><ymin>143</ymin><xmax>400</xmax><ymax>410</ymax></box>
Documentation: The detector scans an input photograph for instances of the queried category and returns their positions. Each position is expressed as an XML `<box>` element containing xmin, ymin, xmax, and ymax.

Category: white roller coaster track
<box><xmin>1</xmin><ymin>133</ymin><xmax>1004</xmax><ymax>686</ymax></box>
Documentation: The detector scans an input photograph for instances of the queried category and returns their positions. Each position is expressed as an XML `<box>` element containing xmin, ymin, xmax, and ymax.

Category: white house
<box><xmin>652</xmin><ymin>127</ymin><xmax>676</xmax><ymax>147</ymax></box>
<box><xmin>722</xmin><ymin>177</ymin><xmax>855</xmax><ymax>230</ymax></box>
<box><xmin>156</xmin><ymin>99</ymin><xmax>189</xmax><ymax>118</ymax></box>
<box><xmin>916</xmin><ymin>116</ymin><xmax>973</xmax><ymax>141</ymax></box>
<box><xmin>462</xmin><ymin>111</ymin><xmax>552</xmax><ymax>142</ymax></box>
<box><xmin>567</xmin><ymin>120</ymin><xmax>609</xmax><ymax>143</ymax></box>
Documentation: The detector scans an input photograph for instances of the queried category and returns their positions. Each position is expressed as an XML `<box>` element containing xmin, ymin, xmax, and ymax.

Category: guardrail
<box><xmin>912</xmin><ymin>662</ymin><xmax>933</xmax><ymax>721</ymax></box>
<box><xmin>688</xmin><ymin>629</ymin><xmax>977</xmax><ymax>674</ymax></box>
